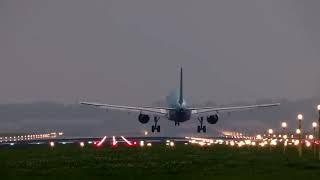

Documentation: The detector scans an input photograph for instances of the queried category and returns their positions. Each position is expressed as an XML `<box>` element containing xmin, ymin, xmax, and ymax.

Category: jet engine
<box><xmin>207</xmin><ymin>114</ymin><xmax>219</xmax><ymax>124</ymax></box>
<box><xmin>138</xmin><ymin>114</ymin><xmax>150</xmax><ymax>124</ymax></box>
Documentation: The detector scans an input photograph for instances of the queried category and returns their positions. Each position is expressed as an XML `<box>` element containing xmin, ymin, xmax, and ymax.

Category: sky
<box><xmin>1</xmin><ymin>0</ymin><xmax>320</xmax><ymax>105</ymax></box>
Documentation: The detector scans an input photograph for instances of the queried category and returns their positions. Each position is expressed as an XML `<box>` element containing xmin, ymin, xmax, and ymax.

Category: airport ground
<box><xmin>0</xmin><ymin>143</ymin><xmax>320</xmax><ymax>180</ymax></box>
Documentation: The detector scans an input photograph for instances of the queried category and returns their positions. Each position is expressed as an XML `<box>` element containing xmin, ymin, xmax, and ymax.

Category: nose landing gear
<box><xmin>197</xmin><ymin>117</ymin><xmax>206</xmax><ymax>133</ymax></box>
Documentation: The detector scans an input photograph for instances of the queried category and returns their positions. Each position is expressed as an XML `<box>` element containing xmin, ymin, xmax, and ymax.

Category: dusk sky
<box><xmin>1</xmin><ymin>0</ymin><xmax>320</xmax><ymax>105</ymax></box>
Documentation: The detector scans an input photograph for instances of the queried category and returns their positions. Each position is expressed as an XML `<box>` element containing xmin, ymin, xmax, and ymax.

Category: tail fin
<box><xmin>178</xmin><ymin>67</ymin><xmax>183</xmax><ymax>105</ymax></box>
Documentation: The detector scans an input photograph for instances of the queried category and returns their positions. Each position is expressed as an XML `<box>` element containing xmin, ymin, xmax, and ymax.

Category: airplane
<box><xmin>80</xmin><ymin>68</ymin><xmax>280</xmax><ymax>133</ymax></box>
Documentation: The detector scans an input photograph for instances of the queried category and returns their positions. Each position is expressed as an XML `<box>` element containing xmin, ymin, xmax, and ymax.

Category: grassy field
<box><xmin>0</xmin><ymin>143</ymin><xmax>320</xmax><ymax>179</ymax></box>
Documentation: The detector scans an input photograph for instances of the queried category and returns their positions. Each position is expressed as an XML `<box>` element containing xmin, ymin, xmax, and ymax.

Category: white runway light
<box><xmin>80</xmin><ymin>142</ymin><xmax>85</xmax><ymax>148</ymax></box>
<box><xmin>170</xmin><ymin>141</ymin><xmax>175</xmax><ymax>147</ymax></box>
<box><xmin>50</xmin><ymin>141</ymin><xmax>55</xmax><ymax>147</ymax></box>
<box><xmin>140</xmin><ymin>141</ymin><xmax>145</xmax><ymax>147</ymax></box>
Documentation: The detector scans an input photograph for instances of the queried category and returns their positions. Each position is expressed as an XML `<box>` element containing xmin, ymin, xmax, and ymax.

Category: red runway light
<box><xmin>112</xmin><ymin>136</ymin><xmax>118</xmax><ymax>146</ymax></box>
<box><xmin>97</xmin><ymin>136</ymin><xmax>107</xmax><ymax>147</ymax></box>
<box><xmin>121</xmin><ymin>136</ymin><xmax>132</xmax><ymax>146</ymax></box>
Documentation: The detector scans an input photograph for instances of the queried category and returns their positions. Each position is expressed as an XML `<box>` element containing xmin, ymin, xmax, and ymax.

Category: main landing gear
<box><xmin>175</xmin><ymin>121</ymin><xmax>180</xmax><ymax>126</ymax></box>
<box><xmin>151</xmin><ymin>116</ymin><xmax>160</xmax><ymax>133</ymax></box>
<box><xmin>197</xmin><ymin>117</ymin><xmax>206</xmax><ymax>133</ymax></box>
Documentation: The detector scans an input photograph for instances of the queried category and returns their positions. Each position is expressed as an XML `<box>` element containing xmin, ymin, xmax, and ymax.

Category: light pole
<box><xmin>312</xmin><ymin>122</ymin><xmax>317</xmax><ymax>158</ymax></box>
<box><xmin>297</xmin><ymin>114</ymin><xmax>303</xmax><ymax>157</ymax></box>
<box><xmin>281</xmin><ymin>122</ymin><xmax>287</xmax><ymax>154</ymax></box>
<box><xmin>317</xmin><ymin>105</ymin><xmax>320</xmax><ymax>160</ymax></box>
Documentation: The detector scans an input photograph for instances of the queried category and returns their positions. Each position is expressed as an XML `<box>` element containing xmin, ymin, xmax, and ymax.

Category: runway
<box><xmin>1</xmin><ymin>133</ymin><xmax>318</xmax><ymax>148</ymax></box>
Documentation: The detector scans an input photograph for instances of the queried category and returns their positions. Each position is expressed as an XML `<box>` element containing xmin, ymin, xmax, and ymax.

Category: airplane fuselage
<box><xmin>168</xmin><ymin>107</ymin><xmax>191</xmax><ymax>122</ymax></box>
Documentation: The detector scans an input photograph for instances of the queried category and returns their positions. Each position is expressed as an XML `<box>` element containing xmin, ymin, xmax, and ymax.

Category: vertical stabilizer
<box><xmin>178</xmin><ymin>67</ymin><xmax>183</xmax><ymax>105</ymax></box>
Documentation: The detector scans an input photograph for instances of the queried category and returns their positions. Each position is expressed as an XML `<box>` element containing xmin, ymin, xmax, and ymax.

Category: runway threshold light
<box><xmin>296</xmin><ymin>129</ymin><xmax>301</xmax><ymax>134</ymax></box>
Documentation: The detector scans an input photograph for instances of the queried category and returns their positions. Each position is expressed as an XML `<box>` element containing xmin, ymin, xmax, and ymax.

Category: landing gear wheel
<box><xmin>197</xmin><ymin>117</ymin><xmax>207</xmax><ymax>133</ymax></box>
<box><xmin>152</xmin><ymin>116</ymin><xmax>160</xmax><ymax>133</ymax></box>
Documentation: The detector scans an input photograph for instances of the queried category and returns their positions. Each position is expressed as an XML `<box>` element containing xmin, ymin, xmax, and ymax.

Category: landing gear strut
<box><xmin>197</xmin><ymin>117</ymin><xmax>206</xmax><ymax>133</ymax></box>
<box><xmin>152</xmin><ymin>116</ymin><xmax>160</xmax><ymax>133</ymax></box>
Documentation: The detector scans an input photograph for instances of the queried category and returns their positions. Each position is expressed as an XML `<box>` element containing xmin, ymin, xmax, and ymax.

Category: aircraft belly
<box><xmin>168</xmin><ymin>110</ymin><xmax>191</xmax><ymax>122</ymax></box>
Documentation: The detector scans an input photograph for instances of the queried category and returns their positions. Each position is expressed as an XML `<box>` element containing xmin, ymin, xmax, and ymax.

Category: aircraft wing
<box><xmin>80</xmin><ymin>102</ymin><xmax>169</xmax><ymax>116</ymax></box>
<box><xmin>191</xmin><ymin>103</ymin><xmax>280</xmax><ymax>115</ymax></box>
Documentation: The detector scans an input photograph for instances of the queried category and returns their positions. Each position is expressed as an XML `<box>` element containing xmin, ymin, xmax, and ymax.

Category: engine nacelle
<box><xmin>207</xmin><ymin>114</ymin><xmax>219</xmax><ymax>124</ymax></box>
<box><xmin>138</xmin><ymin>114</ymin><xmax>150</xmax><ymax>124</ymax></box>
